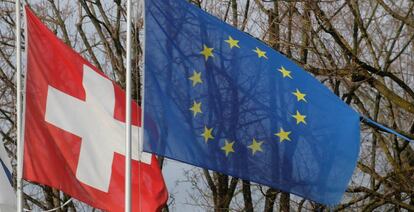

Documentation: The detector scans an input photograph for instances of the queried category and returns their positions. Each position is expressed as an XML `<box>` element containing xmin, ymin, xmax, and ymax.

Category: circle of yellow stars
<box><xmin>188</xmin><ymin>35</ymin><xmax>309</xmax><ymax>157</ymax></box>
<box><xmin>274</xmin><ymin>65</ymin><xmax>308</xmax><ymax>143</ymax></box>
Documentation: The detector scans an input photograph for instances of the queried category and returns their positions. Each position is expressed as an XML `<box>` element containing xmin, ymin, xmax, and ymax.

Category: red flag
<box><xmin>23</xmin><ymin>7</ymin><xmax>168</xmax><ymax>211</ymax></box>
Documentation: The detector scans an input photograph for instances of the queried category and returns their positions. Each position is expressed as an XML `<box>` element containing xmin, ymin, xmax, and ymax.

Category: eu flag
<box><xmin>143</xmin><ymin>0</ymin><xmax>360</xmax><ymax>204</ymax></box>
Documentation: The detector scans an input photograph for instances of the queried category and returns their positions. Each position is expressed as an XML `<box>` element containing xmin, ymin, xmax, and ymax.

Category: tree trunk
<box><xmin>242</xmin><ymin>180</ymin><xmax>253</xmax><ymax>212</ymax></box>
<box><xmin>264</xmin><ymin>188</ymin><xmax>278</xmax><ymax>212</ymax></box>
<box><xmin>279</xmin><ymin>192</ymin><xmax>290</xmax><ymax>212</ymax></box>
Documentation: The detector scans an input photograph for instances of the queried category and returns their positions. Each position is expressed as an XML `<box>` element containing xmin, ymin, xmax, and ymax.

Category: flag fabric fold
<box><xmin>143</xmin><ymin>0</ymin><xmax>360</xmax><ymax>204</ymax></box>
<box><xmin>23</xmin><ymin>7</ymin><xmax>167</xmax><ymax>211</ymax></box>
<box><xmin>0</xmin><ymin>143</ymin><xmax>16</xmax><ymax>212</ymax></box>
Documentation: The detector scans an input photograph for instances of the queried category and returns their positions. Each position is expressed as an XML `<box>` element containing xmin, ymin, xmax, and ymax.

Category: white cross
<box><xmin>45</xmin><ymin>64</ymin><xmax>151</xmax><ymax>192</ymax></box>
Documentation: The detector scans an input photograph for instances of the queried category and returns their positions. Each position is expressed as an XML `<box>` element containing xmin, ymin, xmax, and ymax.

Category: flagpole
<box><xmin>139</xmin><ymin>1</ymin><xmax>146</xmax><ymax>212</ymax></box>
<box><xmin>125</xmin><ymin>0</ymin><xmax>132</xmax><ymax>211</ymax></box>
<box><xmin>15</xmin><ymin>0</ymin><xmax>23</xmax><ymax>211</ymax></box>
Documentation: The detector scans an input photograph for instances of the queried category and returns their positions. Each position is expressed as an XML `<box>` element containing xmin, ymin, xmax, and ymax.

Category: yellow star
<box><xmin>292</xmin><ymin>110</ymin><xmax>306</xmax><ymax>125</ymax></box>
<box><xmin>275</xmin><ymin>128</ymin><xmax>291</xmax><ymax>142</ymax></box>
<box><xmin>201</xmin><ymin>126</ymin><xmax>214</xmax><ymax>142</ymax></box>
<box><xmin>247</xmin><ymin>138</ymin><xmax>263</xmax><ymax>155</ymax></box>
<box><xmin>278</xmin><ymin>66</ymin><xmax>293</xmax><ymax>79</ymax></box>
<box><xmin>253</xmin><ymin>47</ymin><xmax>268</xmax><ymax>59</ymax></box>
<box><xmin>292</xmin><ymin>89</ymin><xmax>307</xmax><ymax>102</ymax></box>
<box><xmin>189</xmin><ymin>70</ymin><xmax>203</xmax><ymax>87</ymax></box>
<box><xmin>200</xmin><ymin>45</ymin><xmax>214</xmax><ymax>61</ymax></box>
<box><xmin>190</xmin><ymin>101</ymin><xmax>202</xmax><ymax>117</ymax></box>
<box><xmin>225</xmin><ymin>36</ymin><xmax>240</xmax><ymax>49</ymax></box>
<box><xmin>221</xmin><ymin>140</ymin><xmax>235</xmax><ymax>156</ymax></box>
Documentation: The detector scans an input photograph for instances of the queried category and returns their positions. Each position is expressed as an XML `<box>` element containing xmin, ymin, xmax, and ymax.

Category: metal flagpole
<box><xmin>138</xmin><ymin>0</ymin><xmax>146</xmax><ymax>210</ymax></box>
<box><xmin>139</xmin><ymin>1</ymin><xmax>146</xmax><ymax>212</ymax></box>
<box><xmin>125</xmin><ymin>0</ymin><xmax>132</xmax><ymax>211</ymax></box>
<box><xmin>15</xmin><ymin>0</ymin><xmax>23</xmax><ymax>211</ymax></box>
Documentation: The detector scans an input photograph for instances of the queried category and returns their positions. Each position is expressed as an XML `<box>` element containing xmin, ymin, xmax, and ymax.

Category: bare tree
<box><xmin>0</xmin><ymin>0</ymin><xmax>413</xmax><ymax>211</ymax></box>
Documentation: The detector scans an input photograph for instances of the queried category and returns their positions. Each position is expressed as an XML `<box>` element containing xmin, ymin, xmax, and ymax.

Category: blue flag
<box><xmin>143</xmin><ymin>0</ymin><xmax>360</xmax><ymax>204</ymax></box>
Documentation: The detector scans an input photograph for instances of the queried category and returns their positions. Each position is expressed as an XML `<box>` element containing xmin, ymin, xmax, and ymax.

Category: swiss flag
<box><xmin>23</xmin><ymin>7</ymin><xmax>168</xmax><ymax>211</ymax></box>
